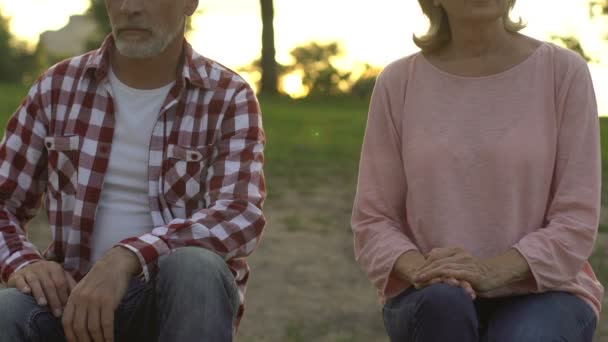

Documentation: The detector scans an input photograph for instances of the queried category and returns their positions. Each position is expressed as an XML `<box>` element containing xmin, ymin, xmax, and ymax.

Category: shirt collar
<box><xmin>84</xmin><ymin>34</ymin><xmax>211</xmax><ymax>90</ymax></box>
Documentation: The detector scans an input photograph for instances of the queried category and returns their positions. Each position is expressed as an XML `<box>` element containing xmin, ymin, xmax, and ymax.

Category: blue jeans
<box><xmin>0</xmin><ymin>247</ymin><xmax>240</xmax><ymax>342</ymax></box>
<box><xmin>383</xmin><ymin>283</ymin><xmax>597</xmax><ymax>342</ymax></box>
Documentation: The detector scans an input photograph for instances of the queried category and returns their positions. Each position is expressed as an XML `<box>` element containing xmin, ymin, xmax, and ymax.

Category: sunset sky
<box><xmin>1</xmin><ymin>0</ymin><xmax>607</xmax><ymax>112</ymax></box>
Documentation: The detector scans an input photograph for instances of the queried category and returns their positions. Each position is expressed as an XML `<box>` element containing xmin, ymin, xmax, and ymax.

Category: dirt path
<box><xmin>238</xmin><ymin>185</ymin><xmax>387</xmax><ymax>341</ymax></box>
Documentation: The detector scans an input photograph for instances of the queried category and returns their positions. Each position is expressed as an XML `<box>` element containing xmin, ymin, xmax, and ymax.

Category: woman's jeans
<box><xmin>0</xmin><ymin>247</ymin><xmax>240</xmax><ymax>342</ymax></box>
<box><xmin>383</xmin><ymin>283</ymin><xmax>597</xmax><ymax>342</ymax></box>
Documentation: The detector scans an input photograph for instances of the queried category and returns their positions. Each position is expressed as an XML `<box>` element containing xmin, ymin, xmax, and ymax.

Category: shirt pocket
<box><xmin>161</xmin><ymin>144</ymin><xmax>213</xmax><ymax>209</ymax></box>
<box><xmin>44</xmin><ymin>135</ymin><xmax>80</xmax><ymax>197</ymax></box>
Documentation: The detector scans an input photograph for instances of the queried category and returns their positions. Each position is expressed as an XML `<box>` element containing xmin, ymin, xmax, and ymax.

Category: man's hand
<box><xmin>62</xmin><ymin>247</ymin><xmax>140</xmax><ymax>342</ymax></box>
<box><xmin>412</xmin><ymin>247</ymin><xmax>502</xmax><ymax>293</ymax></box>
<box><xmin>7</xmin><ymin>261</ymin><xmax>77</xmax><ymax>317</ymax></box>
<box><xmin>394</xmin><ymin>250</ymin><xmax>477</xmax><ymax>299</ymax></box>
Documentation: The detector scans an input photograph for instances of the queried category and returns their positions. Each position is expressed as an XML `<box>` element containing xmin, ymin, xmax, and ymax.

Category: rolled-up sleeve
<box><xmin>351</xmin><ymin>71</ymin><xmax>419</xmax><ymax>299</ymax></box>
<box><xmin>512</xmin><ymin>64</ymin><xmax>601</xmax><ymax>291</ymax></box>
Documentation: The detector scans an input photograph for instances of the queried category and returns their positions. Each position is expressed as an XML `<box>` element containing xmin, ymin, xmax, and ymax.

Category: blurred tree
<box><xmin>259</xmin><ymin>0</ymin><xmax>278</xmax><ymax>95</ymax></box>
<box><xmin>0</xmin><ymin>9</ymin><xmax>18</xmax><ymax>82</ymax></box>
<box><xmin>550</xmin><ymin>0</ymin><xmax>608</xmax><ymax>63</ymax></box>
<box><xmin>85</xmin><ymin>0</ymin><xmax>112</xmax><ymax>51</ymax></box>
<box><xmin>0</xmin><ymin>10</ymin><xmax>46</xmax><ymax>84</ymax></box>
<box><xmin>288</xmin><ymin>42</ymin><xmax>351</xmax><ymax>96</ymax></box>
<box><xmin>349</xmin><ymin>64</ymin><xmax>381</xmax><ymax>99</ymax></box>
<box><xmin>589</xmin><ymin>0</ymin><xmax>608</xmax><ymax>14</ymax></box>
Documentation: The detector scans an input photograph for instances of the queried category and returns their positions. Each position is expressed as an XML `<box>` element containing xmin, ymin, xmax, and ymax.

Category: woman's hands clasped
<box><xmin>411</xmin><ymin>247</ymin><xmax>504</xmax><ymax>296</ymax></box>
<box><xmin>396</xmin><ymin>247</ymin><xmax>506</xmax><ymax>299</ymax></box>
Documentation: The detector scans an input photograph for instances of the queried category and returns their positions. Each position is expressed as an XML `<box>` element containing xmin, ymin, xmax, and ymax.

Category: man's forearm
<box><xmin>484</xmin><ymin>248</ymin><xmax>533</xmax><ymax>287</ymax></box>
<box><xmin>103</xmin><ymin>246</ymin><xmax>142</xmax><ymax>277</ymax></box>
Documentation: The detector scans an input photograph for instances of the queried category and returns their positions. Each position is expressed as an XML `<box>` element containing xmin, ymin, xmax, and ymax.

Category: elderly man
<box><xmin>0</xmin><ymin>0</ymin><xmax>266</xmax><ymax>341</ymax></box>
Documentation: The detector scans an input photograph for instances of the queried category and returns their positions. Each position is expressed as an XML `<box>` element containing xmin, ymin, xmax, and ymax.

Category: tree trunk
<box><xmin>260</xmin><ymin>0</ymin><xmax>278</xmax><ymax>95</ymax></box>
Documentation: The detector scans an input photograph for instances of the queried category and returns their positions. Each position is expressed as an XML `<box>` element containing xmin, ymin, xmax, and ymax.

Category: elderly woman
<box><xmin>351</xmin><ymin>0</ymin><xmax>603</xmax><ymax>341</ymax></box>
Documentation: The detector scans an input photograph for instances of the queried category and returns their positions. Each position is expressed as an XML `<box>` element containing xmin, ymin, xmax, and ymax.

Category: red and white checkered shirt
<box><xmin>0</xmin><ymin>36</ymin><xmax>266</xmax><ymax>326</ymax></box>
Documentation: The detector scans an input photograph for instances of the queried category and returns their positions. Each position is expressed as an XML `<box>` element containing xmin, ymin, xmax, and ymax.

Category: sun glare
<box><xmin>0</xmin><ymin>0</ymin><xmax>89</xmax><ymax>47</ymax></box>
<box><xmin>281</xmin><ymin>72</ymin><xmax>308</xmax><ymax>99</ymax></box>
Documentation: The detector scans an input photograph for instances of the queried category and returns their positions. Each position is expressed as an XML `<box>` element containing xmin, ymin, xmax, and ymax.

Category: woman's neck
<box><xmin>442</xmin><ymin>19</ymin><xmax>514</xmax><ymax>59</ymax></box>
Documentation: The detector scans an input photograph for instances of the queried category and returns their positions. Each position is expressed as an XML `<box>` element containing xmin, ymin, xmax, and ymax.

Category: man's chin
<box><xmin>114</xmin><ymin>41</ymin><xmax>164</xmax><ymax>59</ymax></box>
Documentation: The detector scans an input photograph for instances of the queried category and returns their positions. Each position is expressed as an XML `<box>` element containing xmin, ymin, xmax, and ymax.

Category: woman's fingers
<box><xmin>460</xmin><ymin>280</ymin><xmax>477</xmax><ymax>299</ymax></box>
<box><xmin>444</xmin><ymin>277</ymin><xmax>460</xmax><ymax>287</ymax></box>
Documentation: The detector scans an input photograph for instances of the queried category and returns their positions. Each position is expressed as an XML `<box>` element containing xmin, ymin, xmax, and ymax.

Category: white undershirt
<box><xmin>90</xmin><ymin>68</ymin><xmax>174</xmax><ymax>263</ymax></box>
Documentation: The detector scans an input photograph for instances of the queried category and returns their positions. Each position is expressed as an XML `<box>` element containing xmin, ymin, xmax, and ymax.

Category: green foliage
<box><xmin>349</xmin><ymin>64</ymin><xmax>381</xmax><ymax>99</ymax></box>
<box><xmin>0</xmin><ymin>83</ymin><xmax>29</xmax><ymax>132</ymax></box>
<box><xmin>0</xmin><ymin>11</ymin><xmax>47</xmax><ymax>84</ymax></box>
<box><xmin>0</xmin><ymin>10</ymin><xmax>15</xmax><ymax>80</ymax></box>
<box><xmin>287</xmin><ymin>42</ymin><xmax>351</xmax><ymax>97</ymax></box>
<box><xmin>85</xmin><ymin>0</ymin><xmax>112</xmax><ymax>51</ymax></box>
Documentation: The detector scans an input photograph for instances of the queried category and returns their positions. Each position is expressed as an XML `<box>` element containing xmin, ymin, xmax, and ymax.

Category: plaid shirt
<box><xmin>0</xmin><ymin>36</ymin><xmax>266</xmax><ymax>326</ymax></box>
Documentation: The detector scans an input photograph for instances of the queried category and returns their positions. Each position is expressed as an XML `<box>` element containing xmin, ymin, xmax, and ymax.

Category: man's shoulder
<box><xmin>188</xmin><ymin>50</ymin><xmax>252</xmax><ymax>92</ymax></box>
<box><xmin>38</xmin><ymin>50</ymin><xmax>99</xmax><ymax>86</ymax></box>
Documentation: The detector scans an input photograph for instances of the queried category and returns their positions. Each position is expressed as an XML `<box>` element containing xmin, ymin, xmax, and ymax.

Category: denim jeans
<box><xmin>383</xmin><ymin>283</ymin><xmax>597</xmax><ymax>342</ymax></box>
<box><xmin>0</xmin><ymin>247</ymin><xmax>240</xmax><ymax>342</ymax></box>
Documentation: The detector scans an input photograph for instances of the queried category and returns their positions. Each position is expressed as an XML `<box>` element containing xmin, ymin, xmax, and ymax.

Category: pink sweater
<box><xmin>351</xmin><ymin>42</ymin><xmax>604</xmax><ymax>318</ymax></box>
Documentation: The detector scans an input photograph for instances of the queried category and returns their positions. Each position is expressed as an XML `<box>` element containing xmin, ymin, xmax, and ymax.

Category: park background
<box><xmin>0</xmin><ymin>0</ymin><xmax>607</xmax><ymax>341</ymax></box>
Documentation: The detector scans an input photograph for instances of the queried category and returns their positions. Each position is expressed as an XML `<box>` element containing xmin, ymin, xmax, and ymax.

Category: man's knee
<box><xmin>159</xmin><ymin>247</ymin><xmax>231</xmax><ymax>281</ymax></box>
<box><xmin>157</xmin><ymin>247</ymin><xmax>239</xmax><ymax>313</ymax></box>
<box><xmin>0</xmin><ymin>288</ymin><xmax>33</xmax><ymax>323</ymax></box>
<box><xmin>0</xmin><ymin>288</ymin><xmax>62</xmax><ymax>341</ymax></box>
<box><xmin>158</xmin><ymin>247</ymin><xmax>237</xmax><ymax>301</ymax></box>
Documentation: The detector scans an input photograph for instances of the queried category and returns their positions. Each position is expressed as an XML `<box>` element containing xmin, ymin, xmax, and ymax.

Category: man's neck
<box><xmin>441</xmin><ymin>18</ymin><xmax>514</xmax><ymax>60</ymax></box>
<box><xmin>110</xmin><ymin>35</ymin><xmax>184</xmax><ymax>90</ymax></box>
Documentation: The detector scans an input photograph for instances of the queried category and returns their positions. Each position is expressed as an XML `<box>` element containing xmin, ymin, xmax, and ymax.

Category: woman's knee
<box><xmin>486</xmin><ymin>292</ymin><xmax>597</xmax><ymax>342</ymax></box>
<box><xmin>415</xmin><ymin>283</ymin><xmax>476</xmax><ymax>317</ymax></box>
<box><xmin>383</xmin><ymin>283</ymin><xmax>478</xmax><ymax>341</ymax></box>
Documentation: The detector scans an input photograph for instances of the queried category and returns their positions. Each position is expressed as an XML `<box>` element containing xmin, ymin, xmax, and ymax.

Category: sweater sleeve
<box><xmin>512</xmin><ymin>64</ymin><xmax>601</xmax><ymax>291</ymax></box>
<box><xmin>351</xmin><ymin>69</ymin><xmax>419</xmax><ymax>299</ymax></box>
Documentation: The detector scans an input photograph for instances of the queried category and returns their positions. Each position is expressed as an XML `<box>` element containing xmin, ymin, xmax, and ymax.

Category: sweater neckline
<box><xmin>418</xmin><ymin>42</ymin><xmax>548</xmax><ymax>81</ymax></box>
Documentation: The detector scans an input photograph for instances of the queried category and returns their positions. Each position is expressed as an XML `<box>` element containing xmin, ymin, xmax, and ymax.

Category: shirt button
<box><xmin>190</xmin><ymin>153</ymin><xmax>198</xmax><ymax>161</ymax></box>
<box><xmin>46</xmin><ymin>142</ymin><xmax>52</xmax><ymax>148</ymax></box>
<box><xmin>99</xmin><ymin>146</ymin><xmax>109</xmax><ymax>154</ymax></box>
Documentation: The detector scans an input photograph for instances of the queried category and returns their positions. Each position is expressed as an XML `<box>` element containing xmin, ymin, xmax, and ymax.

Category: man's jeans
<box><xmin>0</xmin><ymin>247</ymin><xmax>240</xmax><ymax>342</ymax></box>
<box><xmin>383</xmin><ymin>283</ymin><xmax>597</xmax><ymax>342</ymax></box>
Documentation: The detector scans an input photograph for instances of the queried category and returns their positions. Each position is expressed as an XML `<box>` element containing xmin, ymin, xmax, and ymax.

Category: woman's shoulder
<box><xmin>376</xmin><ymin>52</ymin><xmax>421</xmax><ymax>88</ymax></box>
<box><xmin>540</xmin><ymin>40</ymin><xmax>590</xmax><ymax>79</ymax></box>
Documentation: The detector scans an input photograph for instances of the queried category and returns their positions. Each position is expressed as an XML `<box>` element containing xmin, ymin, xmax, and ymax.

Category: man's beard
<box><xmin>112</xmin><ymin>19</ymin><xmax>184</xmax><ymax>58</ymax></box>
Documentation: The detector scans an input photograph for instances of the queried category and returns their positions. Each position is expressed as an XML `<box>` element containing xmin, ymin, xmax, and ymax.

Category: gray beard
<box><xmin>113</xmin><ymin>21</ymin><xmax>184</xmax><ymax>59</ymax></box>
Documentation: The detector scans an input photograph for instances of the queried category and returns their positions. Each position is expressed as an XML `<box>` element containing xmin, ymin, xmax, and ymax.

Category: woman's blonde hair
<box><xmin>413</xmin><ymin>0</ymin><xmax>526</xmax><ymax>53</ymax></box>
